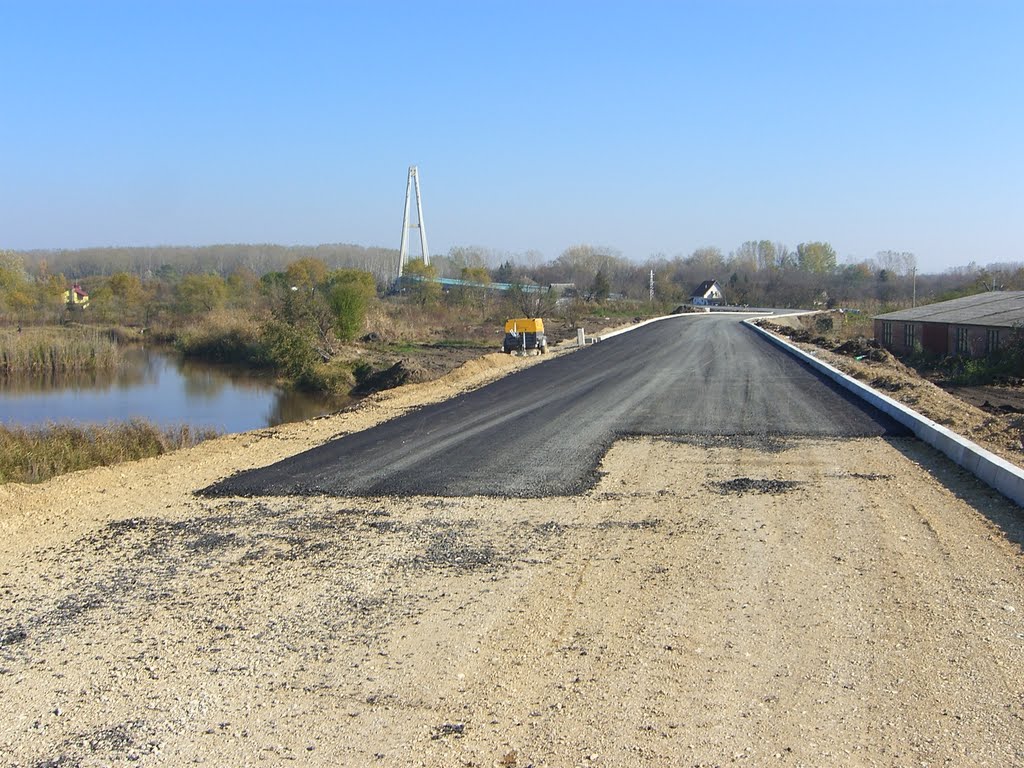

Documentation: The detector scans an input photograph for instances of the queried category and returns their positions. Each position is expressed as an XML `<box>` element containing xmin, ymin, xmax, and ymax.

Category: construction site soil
<box><xmin>1</xmin><ymin>319</ymin><xmax>1022</xmax><ymax>767</ymax></box>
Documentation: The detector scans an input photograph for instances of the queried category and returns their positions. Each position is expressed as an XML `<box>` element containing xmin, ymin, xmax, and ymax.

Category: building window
<box><xmin>956</xmin><ymin>327</ymin><xmax>970</xmax><ymax>354</ymax></box>
<box><xmin>904</xmin><ymin>324</ymin><xmax>916</xmax><ymax>349</ymax></box>
<box><xmin>882</xmin><ymin>322</ymin><xmax>892</xmax><ymax>345</ymax></box>
<box><xmin>987</xmin><ymin>328</ymin><xmax>1000</xmax><ymax>354</ymax></box>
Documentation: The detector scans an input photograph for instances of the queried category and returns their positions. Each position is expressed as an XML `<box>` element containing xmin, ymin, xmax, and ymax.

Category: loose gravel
<box><xmin>1</xmin><ymin>340</ymin><xmax>1022</xmax><ymax>767</ymax></box>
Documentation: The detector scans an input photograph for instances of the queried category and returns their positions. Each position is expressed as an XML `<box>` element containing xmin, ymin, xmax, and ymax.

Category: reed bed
<box><xmin>0</xmin><ymin>327</ymin><xmax>123</xmax><ymax>374</ymax></box>
<box><xmin>0</xmin><ymin>420</ymin><xmax>220</xmax><ymax>484</ymax></box>
<box><xmin>174</xmin><ymin>310</ymin><xmax>268</xmax><ymax>366</ymax></box>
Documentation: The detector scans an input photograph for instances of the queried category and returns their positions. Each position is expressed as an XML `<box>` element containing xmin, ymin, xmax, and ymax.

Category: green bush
<box><xmin>261</xmin><ymin>320</ymin><xmax>319</xmax><ymax>387</ymax></box>
<box><xmin>932</xmin><ymin>327</ymin><xmax>1024</xmax><ymax>384</ymax></box>
<box><xmin>327</xmin><ymin>270</ymin><xmax>375</xmax><ymax>341</ymax></box>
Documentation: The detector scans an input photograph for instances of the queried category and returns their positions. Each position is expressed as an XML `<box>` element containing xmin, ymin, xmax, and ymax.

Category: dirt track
<box><xmin>2</xmin><ymin>344</ymin><xmax>1024</xmax><ymax>767</ymax></box>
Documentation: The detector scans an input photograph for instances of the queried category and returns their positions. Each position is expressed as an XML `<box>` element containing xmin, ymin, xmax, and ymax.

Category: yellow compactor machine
<box><xmin>503</xmin><ymin>318</ymin><xmax>548</xmax><ymax>354</ymax></box>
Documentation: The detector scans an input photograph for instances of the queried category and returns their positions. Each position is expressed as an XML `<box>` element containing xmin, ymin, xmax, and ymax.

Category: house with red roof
<box><xmin>63</xmin><ymin>283</ymin><xmax>90</xmax><ymax>309</ymax></box>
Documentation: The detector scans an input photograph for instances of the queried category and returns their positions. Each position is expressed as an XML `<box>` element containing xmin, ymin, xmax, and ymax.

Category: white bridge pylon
<box><xmin>398</xmin><ymin>165</ymin><xmax>429</xmax><ymax>279</ymax></box>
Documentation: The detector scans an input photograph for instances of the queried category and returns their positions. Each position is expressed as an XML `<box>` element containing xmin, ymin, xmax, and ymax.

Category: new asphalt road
<box><xmin>204</xmin><ymin>315</ymin><xmax>908</xmax><ymax>498</ymax></box>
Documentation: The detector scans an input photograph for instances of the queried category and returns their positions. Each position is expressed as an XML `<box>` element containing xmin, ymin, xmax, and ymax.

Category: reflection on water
<box><xmin>0</xmin><ymin>356</ymin><xmax>152</xmax><ymax>393</ymax></box>
<box><xmin>0</xmin><ymin>347</ymin><xmax>348</xmax><ymax>434</ymax></box>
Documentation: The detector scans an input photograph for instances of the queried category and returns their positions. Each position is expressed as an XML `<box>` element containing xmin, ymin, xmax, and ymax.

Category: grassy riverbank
<box><xmin>0</xmin><ymin>326</ymin><xmax>122</xmax><ymax>374</ymax></box>
<box><xmin>0</xmin><ymin>421</ymin><xmax>220</xmax><ymax>484</ymax></box>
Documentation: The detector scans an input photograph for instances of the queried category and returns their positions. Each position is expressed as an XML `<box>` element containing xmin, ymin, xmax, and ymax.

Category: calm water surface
<box><xmin>0</xmin><ymin>347</ymin><xmax>346</xmax><ymax>433</ymax></box>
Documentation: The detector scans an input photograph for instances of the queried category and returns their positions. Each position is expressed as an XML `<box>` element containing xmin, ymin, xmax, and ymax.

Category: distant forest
<box><xmin>14</xmin><ymin>243</ymin><xmax>400</xmax><ymax>286</ymax></box>
<box><xmin>6</xmin><ymin>240</ymin><xmax>1024</xmax><ymax>316</ymax></box>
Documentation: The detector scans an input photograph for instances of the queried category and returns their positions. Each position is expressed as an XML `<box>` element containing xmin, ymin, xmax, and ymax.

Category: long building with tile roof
<box><xmin>874</xmin><ymin>291</ymin><xmax>1024</xmax><ymax>357</ymax></box>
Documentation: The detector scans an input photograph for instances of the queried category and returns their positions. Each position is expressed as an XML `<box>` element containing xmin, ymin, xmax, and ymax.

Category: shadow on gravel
<box><xmin>38</xmin><ymin>719</ymin><xmax>158</xmax><ymax>767</ymax></box>
<box><xmin>0</xmin><ymin>501</ymin><xmax>366</xmax><ymax>649</ymax></box>
<box><xmin>884</xmin><ymin>437</ymin><xmax>1024</xmax><ymax>548</ymax></box>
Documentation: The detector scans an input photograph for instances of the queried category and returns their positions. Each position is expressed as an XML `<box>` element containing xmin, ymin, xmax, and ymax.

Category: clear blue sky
<box><xmin>2</xmin><ymin>0</ymin><xmax>1021</xmax><ymax>273</ymax></box>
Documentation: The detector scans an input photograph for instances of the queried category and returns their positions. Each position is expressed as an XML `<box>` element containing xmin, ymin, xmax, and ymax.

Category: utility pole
<box><xmin>398</xmin><ymin>165</ymin><xmax>430</xmax><ymax>280</ymax></box>
<box><xmin>912</xmin><ymin>266</ymin><xmax>916</xmax><ymax>308</ymax></box>
<box><xmin>649</xmin><ymin>269</ymin><xmax>654</xmax><ymax>303</ymax></box>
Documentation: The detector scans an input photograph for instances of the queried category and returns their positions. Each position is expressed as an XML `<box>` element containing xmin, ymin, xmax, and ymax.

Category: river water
<box><xmin>0</xmin><ymin>347</ymin><xmax>346</xmax><ymax>434</ymax></box>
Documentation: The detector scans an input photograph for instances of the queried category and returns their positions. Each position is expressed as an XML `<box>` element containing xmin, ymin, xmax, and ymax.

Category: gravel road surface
<box><xmin>205</xmin><ymin>315</ymin><xmax>906</xmax><ymax>498</ymax></box>
<box><xmin>2</xmin><ymin>322</ymin><xmax>1022</xmax><ymax>767</ymax></box>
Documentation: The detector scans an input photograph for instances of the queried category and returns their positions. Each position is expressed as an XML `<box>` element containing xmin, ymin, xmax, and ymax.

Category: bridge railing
<box><xmin>394</xmin><ymin>275</ymin><xmax>549</xmax><ymax>293</ymax></box>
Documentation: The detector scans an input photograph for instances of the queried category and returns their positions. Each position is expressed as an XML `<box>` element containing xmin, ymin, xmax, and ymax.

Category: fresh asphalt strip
<box><xmin>200</xmin><ymin>314</ymin><xmax>909</xmax><ymax>498</ymax></box>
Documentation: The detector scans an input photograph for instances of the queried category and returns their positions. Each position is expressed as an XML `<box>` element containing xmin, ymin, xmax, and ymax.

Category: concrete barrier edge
<box><xmin>744</xmin><ymin>319</ymin><xmax>1024</xmax><ymax>507</ymax></box>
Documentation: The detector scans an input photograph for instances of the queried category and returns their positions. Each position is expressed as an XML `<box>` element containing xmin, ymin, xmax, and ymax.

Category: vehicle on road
<box><xmin>503</xmin><ymin>317</ymin><xmax>548</xmax><ymax>354</ymax></box>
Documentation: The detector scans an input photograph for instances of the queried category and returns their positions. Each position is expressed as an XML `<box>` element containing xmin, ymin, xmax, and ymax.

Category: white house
<box><xmin>691</xmin><ymin>279</ymin><xmax>725</xmax><ymax>306</ymax></box>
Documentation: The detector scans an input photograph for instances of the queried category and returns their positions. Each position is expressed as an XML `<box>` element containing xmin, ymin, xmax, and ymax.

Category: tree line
<box><xmin>430</xmin><ymin>242</ymin><xmax>1023</xmax><ymax>311</ymax></box>
<box><xmin>13</xmin><ymin>243</ymin><xmax>398</xmax><ymax>285</ymax></box>
<box><xmin>4</xmin><ymin>241</ymin><xmax>1023</xmax><ymax>330</ymax></box>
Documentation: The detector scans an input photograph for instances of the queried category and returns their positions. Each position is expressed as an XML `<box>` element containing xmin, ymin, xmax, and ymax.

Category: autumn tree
<box><xmin>225</xmin><ymin>267</ymin><xmax>261</xmax><ymax>311</ymax></box>
<box><xmin>686</xmin><ymin>246</ymin><xmax>726</xmax><ymax>275</ymax></box>
<box><xmin>439</xmin><ymin>245</ymin><xmax>489</xmax><ymax>279</ymax></box>
<box><xmin>796</xmin><ymin>242</ymin><xmax>837</xmax><ymax>274</ymax></box>
<box><xmin>261</xmin><ymin>259</ymin><xmax>329</xmax><ymax>329</ymax></box>
<box><xmin>36</xmin><ymin>273</ymin><xmax>69</xmax><ymax>324</ymax></box>
<box><xmin>553</xmin><ymin>244</ymin><xmax>624</xmax><ymax>292</ymax></box>
<box><xmin>284</xmin><ymin>257</ymin><xmax>329</xmax><ymax>293</ymax></box>
<box><xmin>175</xmin><ymin>274</ymin><xmax>228</xmax><ymax>317</ymax></box>
<box><xmin>403</xmin><ymin>258</ymin><xmax>441</xmax><ymax>306</ymax></box>
<box><xmin>509</xmin><ymin>283</ymin><xmax>557</xmax><ymax>319</ymax></box>
<box><xmin>874</xmin><ymin>250</ymin><xmax>916</xmax><ymax>276</ymax></box>
<box><xmin>0</xmin><ymin>252</ymin><xmax>34</xmax><ymax>324</ymax></box>
<box><xmin>90</xmin><ymin>272</ymin><xmax>149</xmax><ymax>325</ymax></box>
<box><xmin>461</xmin><ymin>266</ymin><xmax>491</xmax><ymax>286</ymax></box>
<box><xmin>452</xmin><ymin>265</ymin><xmax>493</xmax><ymax>320</ymax></box>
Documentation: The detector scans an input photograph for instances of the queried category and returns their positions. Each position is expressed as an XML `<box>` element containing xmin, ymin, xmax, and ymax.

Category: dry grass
<box><xmin>770</xmin><ymin>308</ymin><xmax>876</xmax><ymax>344</ymax></box>
<box><xmin>831</xmin><ymin>310</ymin><xmax>875</xmax><ymax>341</ymax></box>
<box><xmin>0</xmin><ymin>327</ymin><xmax>122</xmax><ymax>374</ymax></box>
<box><xmin>365</xmin><ymin>301</ymin><xmax>515</xmax><ymax>345</ymax></box>
<box><xmin>0</xmin><ymin>420</ymin><xmax>220</xmax><ymax>484</ymax></box>
<box><xmin>173</xmin><ymin>309</ymin><xmax>268</xmax><ymax>365</ymax></box>
<box><xmin>363</xmin><ymin>304</ymin><xmax>426</xmax><ymax>342</ymax></box>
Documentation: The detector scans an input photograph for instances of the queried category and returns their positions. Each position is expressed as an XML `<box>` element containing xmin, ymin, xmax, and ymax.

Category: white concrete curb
<box><xmin>744</xmin><ymin>319</ymin><xmax>1024</xmax><ymax>507</ymax></box>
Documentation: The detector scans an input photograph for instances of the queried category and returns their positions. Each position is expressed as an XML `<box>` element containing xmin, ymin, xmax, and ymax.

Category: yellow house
<box><xmin>63</xmin><ymin>283</ymin><xmax>90</xmax><ymax>308</ymax></box>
